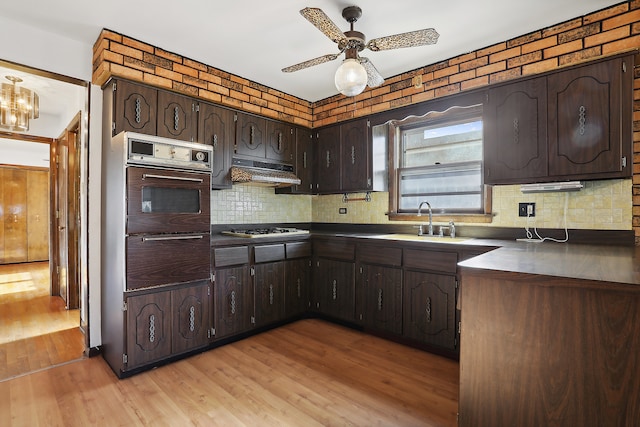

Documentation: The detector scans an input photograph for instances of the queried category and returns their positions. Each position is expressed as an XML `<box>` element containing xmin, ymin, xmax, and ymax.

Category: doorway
<box><xmin>0</xmin><ymin>60</ymin><xmax>89</xmax><ymax>379</ymax></box>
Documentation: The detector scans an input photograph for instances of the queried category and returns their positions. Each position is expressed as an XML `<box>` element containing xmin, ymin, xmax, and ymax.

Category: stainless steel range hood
<box><xmin>230</xmin><ymin>158</ymin><xmax>301</xmax><ymax>188</ymax></box>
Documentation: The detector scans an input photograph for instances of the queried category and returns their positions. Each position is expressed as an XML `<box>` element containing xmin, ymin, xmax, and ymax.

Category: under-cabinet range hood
<box><xmin>230</xmin><ymin>158</ymin><xmax>300</xmax><ymax>188</ymax></box>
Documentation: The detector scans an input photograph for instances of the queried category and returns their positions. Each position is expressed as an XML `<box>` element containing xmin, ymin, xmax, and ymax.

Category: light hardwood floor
<box><xmin>0</xmin><ymin>262</ymin><xmax>84</xmax><ymax>380</ymax></box>
<box><xmin>0</xmin><ymin>319</ymin><xmax>459</xmax><ymax>426</ymax></box>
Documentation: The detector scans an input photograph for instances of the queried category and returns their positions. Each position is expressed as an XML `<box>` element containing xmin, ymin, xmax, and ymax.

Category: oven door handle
<box><xmin>142</xmin><ymin>173</ymin><xmax>204</xmax><ymax>183</ymax></box>
<box><xmin>142</xmin><ymin>235</ymin><xmax>205</xmax><ymax>242</ymax></box>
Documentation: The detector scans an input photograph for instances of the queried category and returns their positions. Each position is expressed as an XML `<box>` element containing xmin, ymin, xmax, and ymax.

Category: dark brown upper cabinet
<box><xmin>235</xmin><ymin>112</ymin><xmax>266</xmax><ymax>160</ymax></box>
<box><xmin>276</xmin><ymin>127</ymin><xmax>316</xmax><ymax>195</ymax></box>
<box><xmin>484</xmin><ymin>76</ymin><xmax>548</xmax><ymax>183</ymax></box>
<box><xmin>198</xmin><ymin>102</ymin><xmax>235</xmax><ymax>189</ymax></box>
<box><xmin>483</xmin><ymin>54</ymin><xmax>633</xmax><ymax>185</ymax></box>
<box><xmin>157</xmin><ymin>91</ymin><xmax>197</xmax><ymax>141</ymax></box>
<box><xmin>316</xmin><ymin>124</ymin><xmax>342</xmax><ymax>193</ymax></box>
<box><xmin>266</xmin><ymin>121</ymin><xmax>294</xmax><ymax>163</ymax></box>
<box><xmin>108</xmin><ymin>79</ymin><xmax>157</xmax><ymax>136</ymax></box>
<box><xmin>547</xmin><ymin>57</ymin><xmax>631</xmax><ymax>179</ymax></box>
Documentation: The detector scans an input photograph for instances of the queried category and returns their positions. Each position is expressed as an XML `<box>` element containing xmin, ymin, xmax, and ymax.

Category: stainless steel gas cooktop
<box><xmin>221</xmin><ymin>227</ymin><xmax>310</xmax><ymax>238</ymax></box>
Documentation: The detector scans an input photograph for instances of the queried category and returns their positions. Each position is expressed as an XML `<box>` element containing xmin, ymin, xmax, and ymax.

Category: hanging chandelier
<box><xmin>0</xmin><ymin>75</ymin><xmax>39</xmax><ymax>132</ymax></box>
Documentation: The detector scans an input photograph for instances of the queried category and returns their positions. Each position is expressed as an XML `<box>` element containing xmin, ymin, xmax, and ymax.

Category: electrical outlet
<box><xmin>518</xmin><ymin>202</ymin><xmax>535</xmax><ymax>217</ymax></box>
<box><xmin>339</xmin><ymin>208</ymin><xmax>347</xmax><ymax>214</ymax></box>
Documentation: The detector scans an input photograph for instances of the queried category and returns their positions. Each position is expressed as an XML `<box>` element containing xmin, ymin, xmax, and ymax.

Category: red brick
<box><xmin>603</xmin><ymin>9</ymin><xmax>640</xmax><ymax>31</ymax></box>
<box><xmin>585</xmin><ymin>26</ymin><xmax>630</xmax><ymax>47</ymax></box>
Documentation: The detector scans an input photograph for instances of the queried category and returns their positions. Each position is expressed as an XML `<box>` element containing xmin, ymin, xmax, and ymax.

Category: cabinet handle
<box><xmin>212</xmin><ymin>134</ymin><xmax>218</xmax><ymax>149</ymax></box>
<box><xmin>230</xmin><ymin>291</ymin><xmax>236</xmax><ymax>315</ymax></box>
<box><xmin>513</xmin><ymin>118</ymin><xmax>519</xmax><ymax>144</ymax></box>
<box><xmin>269</xmin><ymin>284</ymin><xmax>274</xmax><ymax>305</ymax></box>
<box><xmin>142</xmin><ymin>173</ymin><xmax>204</xmax><ymax>183</ymax></box>
<box><xmin>426</xmin><ymin>297</ymin><xmax>432</xmax><ymax>323</ymax></box>
<box><xmin>250</xmin><ymin>125</ymin><xmax>255</xmax><ymax>144</ymax></box>
<box><xmin>149</xmin><ymin>314</ymin><xmax>156</xmax><ymax>343</ymax></box>
<box><xmin>135</xmin><ymin>98</ymin><xmax>141</xmax><ymax>123</ymax></box>
<box><xmin>351</xmin><ymin>145</ymin><xmax>356</xmax><ymax>165</ymax></box>
<box><xmin>578</xmin><ymin>105</ymin><xmax>586</xmax><ymax>135</ymax></box>
<box><xmin>303</xmin><ymin>152</ymin><xmax>307</xmax><ymax>169</ymax></box>
<box><xmin>377</xmin><ymin>288</ymin><xmax>383</xmax><ymax>311</ymax></box>
<box><xmin>326</xmin><ymin>150</ymin><xmax>331</xmax><ymax>168</ymax></box>
<box><xmin>189</xmin><ymin>306</ymin><xmax>195</xmax><ymax>332</ymax></box>
<box><xmin>278</xmin><ymin>132</ymin><xmax>283</xmax><ymax>152</ymax></box>
<box><xmin>332</xmin><ymin>280</ymin><xmax>337</xmax><ymax>300</ymax></box>
<box><xmin>174</xmin><ymin>106</ymin><xmax>180</xmax><ymax>131</ymax></box>
<box><xmin>142</xmin><ymin>235</ymin><xmax>204</xmax><ymax>242</ymax></box>
<box><xmin>297</xmin><ymin>279</ymin><xmax>301</xmax><ymax>298</ymax></box>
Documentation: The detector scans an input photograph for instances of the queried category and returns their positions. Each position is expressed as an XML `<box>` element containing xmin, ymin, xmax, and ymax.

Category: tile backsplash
<box><xmin>211</xmin><ymin>179</ymin><xmax>632</xmax><ymax>231</ymax></box>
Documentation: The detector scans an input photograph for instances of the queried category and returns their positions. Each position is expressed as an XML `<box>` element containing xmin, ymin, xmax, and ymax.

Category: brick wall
<box><xmin>91</xmin><ymin>1</ymin><xmax>640</xmax><ymax>243</ymax></box>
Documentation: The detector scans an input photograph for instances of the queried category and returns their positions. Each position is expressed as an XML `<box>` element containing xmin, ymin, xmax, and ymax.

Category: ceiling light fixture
<box><xmin>334</xmin><ymin>58</ymin><xmax>368</xmax><ymax>97</ymax></box>
<box><xmin>0</xmin><ymin>76</ymin><xmax>39</xmax><ymax>132</ymax></box>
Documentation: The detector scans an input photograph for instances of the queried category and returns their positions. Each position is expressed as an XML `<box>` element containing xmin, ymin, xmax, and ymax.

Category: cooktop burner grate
<box><xmin>221</xmin><ymin>227</ymin><xmax>310</xmax><ymax>238</ymax></box>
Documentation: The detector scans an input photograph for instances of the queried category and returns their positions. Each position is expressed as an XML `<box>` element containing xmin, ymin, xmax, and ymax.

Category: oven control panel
<box><xmin>122</xmin><ymin>132</ymin><xmax>213</xmax><ymax>172</ymax></box>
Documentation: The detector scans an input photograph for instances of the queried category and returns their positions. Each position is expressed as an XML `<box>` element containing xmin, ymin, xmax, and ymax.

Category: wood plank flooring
<box><xmin>0</xmin><ymin>262</ymin><xmax>84</xmax><ymax>380</ymax></box>
<box><xmin>0</xmin><ymin>319</ymin><xmax>459</xmax><ymax>426</ymax></box>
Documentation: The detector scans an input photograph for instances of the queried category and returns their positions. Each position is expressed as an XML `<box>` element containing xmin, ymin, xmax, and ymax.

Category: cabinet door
<box><xmin>341</xmin><ymin>119</ymin><xmax>370</xmax><ymax>192</ymax></box>
<box><xmin>254</xmin><ymin>262</ymin><xmax>285</xmax><ymax>327</ymax></box>
<box><xmin>314</xmin><ymin>258</ymin><xmax>355</xmax><ymax>321</ymax></box>
<box><xmin>235</xmin><ymin>112</ymin><xmax>266</xmax><ymax>159</ymax></box>
<box><xmin>157</xmin><ymin>90</ymin><xmax>197</xmax><ymax>141</ymax></box>
<box><xmin>548</xmin><ymin>57</ymin><xmax>629</xmax><ymax>178</ymax></box>
<box><xmin>403</xmin><ymin>270</ymin><xmax>457</xmax><ymax>350</ymax></box>
<box><xmin>285</xmin><ymin>258</ymin><xmax>310</xmax><ymax>317</ymax></box>
<box><xmin>296</xmin><ymin>128</ymin><xmax>315</xmax><ymax>193</ymax></box>
<box><xmin>126</xmin><ymin>291</ymin><xmax>172</xmax><ymax>369</ymax></box>
<box><xmin>172</xmin><ymin>282</ymin><xmax>211</xmax><ymax>354</ymax></box>
<box><xmin>362</xmin><ymin>264</ymin><xmax>402</xmax><ymax>335</ymax></box>
<box><xmin>1</xmin><ymin>168</ymin><xmax>28</xmax><ymax>264</ymax></box>
<box><xmin>266</xmin><ymin>121</ymin><xmax>294</xmax><ymax>163</ymax></box>
<box><xmin>112</xmin><ymin>79</ymin><xmax>157</xmax><ymax>136</ymax></box>
<box><xmin>316</xmin><ymin>125</ymin><xmax>341</xmax><ymax>193</ymax></box>
<box><xmin>198</xmin><ymin>102</ymin><xmax>234</xmax><ymax>189</ymax></box>
<box><xmin>27</xmin><ymin>170</ymin><xmax>49</xmax><ymax>261</ymax></box>
<box><xmin>484</xmin><ymin>77</ymin><xmax>548</xmax><ymax>183</ymax></box>
<box><xmin>214</xmin><ymin>266</ymin><xmax>252</xmax><ymax>339</ymax></box>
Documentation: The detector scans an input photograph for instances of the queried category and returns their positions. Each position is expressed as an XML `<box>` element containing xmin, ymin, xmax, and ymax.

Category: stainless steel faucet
<box><xmin>417</xmin><ymin>201</ymin><xmax>433</xmax><ymax>236</ymax></box>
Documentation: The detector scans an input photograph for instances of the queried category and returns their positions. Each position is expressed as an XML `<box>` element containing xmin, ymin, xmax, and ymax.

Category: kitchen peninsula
<box><xmin>457</xmin><ymin>242</ymin><xmax>640</xmax><ymax>426</ymax></box>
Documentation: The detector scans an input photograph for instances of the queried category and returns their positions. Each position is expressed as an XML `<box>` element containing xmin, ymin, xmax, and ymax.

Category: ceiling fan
<box><xmin>282</xmin><ymin>6</ymin><xmax>440</xmax><ymax>97</ymax></box>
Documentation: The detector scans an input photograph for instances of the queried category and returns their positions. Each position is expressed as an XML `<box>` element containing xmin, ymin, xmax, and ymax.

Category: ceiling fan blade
<box><xmin>360</xmin><ymin>57</ymin><xmax>384</xmax><ymax>88</ymax></box>
<box><xmin>282</xmin><ymin>54</ymin><xmax>340</xmax><ymax>73</ymax></box>
<box><xmin>300</xmin><ymin>7</ymin><xmax>347</xmax><ymax>44</ymax></box>
<box><xmin>367</xmin><ymin>28</ymin><xmax>439</xmax><ymax>51</ymax></box>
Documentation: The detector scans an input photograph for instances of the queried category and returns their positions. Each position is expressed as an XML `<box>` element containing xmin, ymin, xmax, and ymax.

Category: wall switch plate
<box><xmin>518</xmin><ymin>202</ymin><xmax>535</xmax><ymax>217</ymax></box>
<box><xmin>339</xmin><ymin>208</ymin><xmax>347</xmax><ymax>214</ymax></box>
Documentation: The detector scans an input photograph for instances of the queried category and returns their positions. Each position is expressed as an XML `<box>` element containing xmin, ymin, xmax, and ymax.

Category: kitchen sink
<box><xmin>372</xmin><ymin>234</ymin><xmax>472</xmax><ymax>243</ymax></box>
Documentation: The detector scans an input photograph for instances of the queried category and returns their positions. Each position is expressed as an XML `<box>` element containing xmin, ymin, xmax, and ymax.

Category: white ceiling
<box><xmin>0</xmin><ymin>0</ymin><xmax>623</xmax><ymax>137</ymax></box>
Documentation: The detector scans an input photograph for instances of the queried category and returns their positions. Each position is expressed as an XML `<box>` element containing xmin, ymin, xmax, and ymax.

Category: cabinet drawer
<box><xmin>314</xmin><ymin>240</ymin><xmax>355</xmax><ymax>261</ymax></box>
<box><xmin>214</xmin><ymin>246</ymin><xmax>249</xmax><ymax>267</ymax></box>
<box><xmin>358</xmin><ymin>245</ymin><xmax>402</xmax><ymax>267</ymax></box>
<box><xmin>403</xmin><ymin>249</ymin><xmax>458</xmax><ymax>274</ymax></box>
<box><xmin>254</xmin><ymin>244</ymin><xmax>285</xmax><ymax>263</ymax></box>
<box><xmin>286</xmin><ymin>241</ymin><xmax>312</xmax><ymax>259</ymax></box>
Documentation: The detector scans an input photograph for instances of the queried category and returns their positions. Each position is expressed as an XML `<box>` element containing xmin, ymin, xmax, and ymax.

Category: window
<box><xmin>389</xmin><ymin>104</ymin><xmax>489</xmax><ymax>216</ymax></box>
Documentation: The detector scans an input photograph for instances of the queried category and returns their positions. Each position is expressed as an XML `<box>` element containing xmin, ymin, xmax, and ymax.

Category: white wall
<box><xmin>0</xmin><ymin>138</ymin><xmax>49</xmax><ymax>168</ymax></box>
<box><xmin>0</xmin><ymin>17</ymin><xmax>103</xmax><ymax>348</ymax></box>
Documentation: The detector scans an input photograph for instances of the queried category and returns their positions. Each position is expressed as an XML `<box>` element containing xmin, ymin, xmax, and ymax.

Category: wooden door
<box><xmin>316</xmin><ymin>125</ymin><xmax>341</xmax><ymax>193</ymax></box>
<box><xmin>198</xmin><ymin>102</ymin><xmax>234</xmax><ymax>189</ymax></box>
<box><xmin>484</xmin><ymin>77</ymin><xmax>548</xmax><ymax>183</ymax></box>
<box><xmin>214</xmin><ymin>266</ymin><xmax>251</xmax><ymax>339</ymax></box>
<box><xmin>341</xmin><ymin>119</ymin><xmax>370</xmax><ymax>192</ymax></box>
<box><xmin>295</xmin><ymin>128</ymin><xmax>314</xmax><ymax>193</ymax></box>
<box><xmin>403</xmin><ymin>270</ymin><xmax>457</xmax><ymax>350</ymax></box>
<box><xmin>126</xmin><ymin>291</ymin><xmax>172</xmax><ymax>369</ymax></box>
<box><xmin>1</xmin><ymin>168</ymin><xmax>27</xmax><ymax>263</ymax></box>
<box><xmin>157</xmin><ymin>90</ymin><xmax>197</xmax><ymax>141</ymax></box>
<box><xmin>266</xmin><ymin>120</ymin><xmax>294</xmax><ymax>163</ymax></box>
<box><xmin>254</xmin><ymin>261</ymin><xmax>284</xmax><ymax>327</ymax></box>
<box><xmin>112</xmin><ymin>79</ymin><xmax>157</xmax><ymax>136</ymax></box>
<box><xmin>172</xmin><ymin>282</ymin><xmax>211</xmax><ymax>354</ymax></box>
<box><xmin>57</xmin><ymin>139</ymin><xmax>69</xmax><ymax>306</ymax></box>
<box><xmin>284</xmin><ymin>258</ymin><xmax>310</xmax><ymax>317</ymax></box>
<box><xmin>315</xmin><ymin>258</ymin><xmax>355</xmax><ymax>321</ymax></box>
<box><xmin>26</xmin><ymin>170</ymin><xmax>49</xmax><ymax>261</ymax></box>
<box><xmin>363</xmin><ymin>264</ymin><xmax>403</xmax><ymax>335</ymax></box>
<box><xmin>235</xmin><ymin>112</ymin><xmax>266</xmax><ymax>159</ymax></box>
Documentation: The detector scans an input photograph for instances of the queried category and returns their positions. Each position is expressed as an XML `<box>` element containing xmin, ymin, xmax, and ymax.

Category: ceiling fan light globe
<box><xmin>334</xmin><ymin>59</ymin><xmax>367</xmax><ymax>97</ymax></box>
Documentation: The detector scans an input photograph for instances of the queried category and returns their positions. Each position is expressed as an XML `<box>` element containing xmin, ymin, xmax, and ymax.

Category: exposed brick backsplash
<box><xmin>92</xmin><ymin>1</ymin><xmax>640</xmax><ymax>243</ymax></box>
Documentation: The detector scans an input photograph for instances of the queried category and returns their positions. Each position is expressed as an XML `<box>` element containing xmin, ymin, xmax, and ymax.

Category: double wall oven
<box><xmin>101</xmin><ymin>131</ymin><xmax>213</xmax><ymax>376</ymax></box>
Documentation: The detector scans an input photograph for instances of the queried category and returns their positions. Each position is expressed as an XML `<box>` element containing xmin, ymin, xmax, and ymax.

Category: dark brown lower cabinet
<box><xmin>126</xmin><ymin>281</ymin><xmax>210</xmax><ymax>370</ymax></box>
<box><xmin>214</xmin><ymin>265</ymin><xmax>252</xmax><ymax>339</ymax></box>
<box><xmin>314</xmin><ymin>258</ymin><xmax>355</xmax><ymax>322</ymax></box>
<box><xmin>285</xmin><ymin>258</ymin><xmax>311</xmax><ymax>317</ymax></box>
<box><xmin>403</xmin><ymin>271</ymin><xmax>457</xmax><ymax>350</ymax></box>
<box><xmin>362</xmin><ymin>264</ymin><xmax>403</xmax><ymax>335</ymax></box>
<box><xmin>254</xmin><ymin>261</ymin><xmax>285</xmax><ymax>327</ymax></box>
